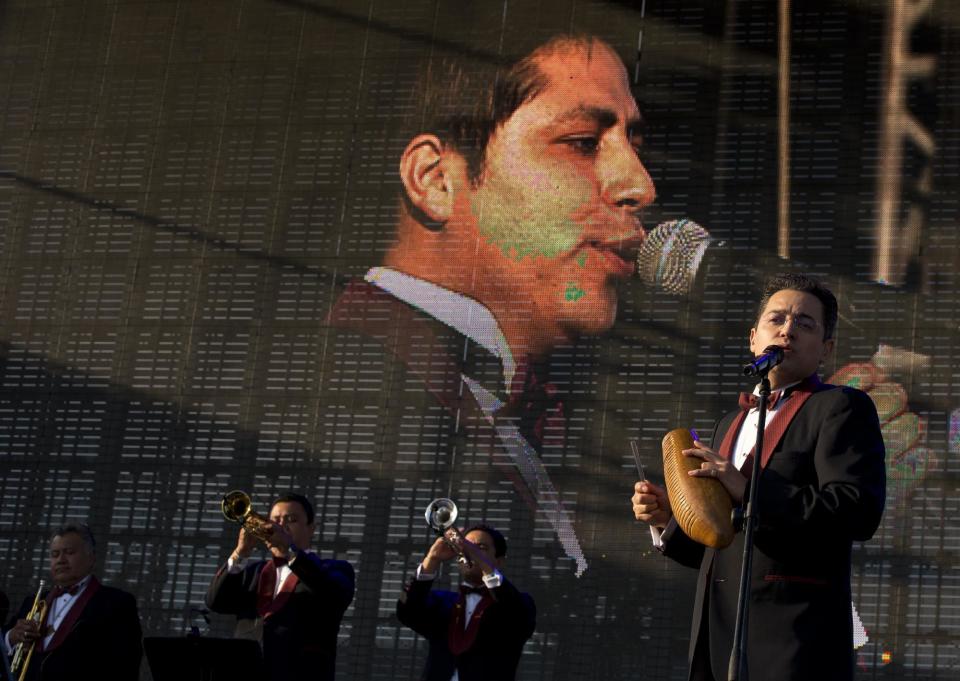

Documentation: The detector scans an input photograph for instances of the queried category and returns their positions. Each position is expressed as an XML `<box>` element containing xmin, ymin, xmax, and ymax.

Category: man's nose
<box><xmin>779</xmin><ymin>318</ymin><xmax>799</xmax><ymax>337</ymax></box>
<box><xmin>601</xmin><ymin>137</ymin><xmax>656</xmax><ymax>215</ymax></box>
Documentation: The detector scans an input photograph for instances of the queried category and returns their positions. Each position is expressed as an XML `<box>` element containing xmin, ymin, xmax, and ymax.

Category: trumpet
<box><xmin>221</xmin><ymin>490</ymin><xmax>274</xmax><ymax>541</ymax></box>
<box><xmin>424</xmin><ymin>498</ymin><xmax>473</xmax><ymax>567</ymax></box>
<box><xmin>10</xmin><ymin>579</ymin><xmax>48</xmax><ymax>681</ymax></box>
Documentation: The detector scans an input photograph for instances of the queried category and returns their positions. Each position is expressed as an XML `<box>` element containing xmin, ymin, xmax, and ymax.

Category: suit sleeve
<box><xmin>205</xmin><ymin>561</ymin><xmax>258</xmax><ymax>615</ymax></box>
<box><xmin>109</xmin><ymin>590</ymin><xmax>143</xmax><ymax>681</ymax></box>
<box><xmin>396</xmin><ymin>577</ymin><xmax>450</xmax><ymax>641</ymax></box>
<box><xmin>290</xmin><ymin>554</ymin><xmax>355</xmax><ymax>617</ymax></box>
<box><xmin>756</xmin><ymin>387</ymin><xmax>886</xmax><ymax>542</ymax></box>
<box><xmin>488</xmin><ymin>577</ymin><xmax>536</xmax><ymax>642</ymax></box>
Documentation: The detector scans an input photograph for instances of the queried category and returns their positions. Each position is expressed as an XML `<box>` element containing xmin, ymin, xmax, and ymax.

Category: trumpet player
<box><xmin>397</xmin><ymin>524</ymin><xmax>536</xmax><ymax>681</ymax></box>
<box><xmin>1</xmin><ymin>524</ymin><xmax>142</xmax><ymax>681</ymax></box>
<box><xmin>205</xmin><ymin>493</ymin><xmax>354</xmax><ymax>681</ymax></box>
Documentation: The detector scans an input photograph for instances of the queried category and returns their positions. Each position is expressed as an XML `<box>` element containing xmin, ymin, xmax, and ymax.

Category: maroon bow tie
<box><xmin>271</xmin><ymin>556</ymin><xmax>288</xmax><ymax>568</ymax></box>
<box><xmin>738</xmin><ymin>391</ymin><xmax>780</xmax><ymax>411</ymax></box>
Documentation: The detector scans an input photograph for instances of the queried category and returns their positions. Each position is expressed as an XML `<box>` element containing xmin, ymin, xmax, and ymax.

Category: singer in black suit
<box><xmin>206</xmin><ymin>493</ymin><xmax>355</xmax><ymax>681</ymax></box>
<box><xmin>2</xmin><ymin>524</ymin><xmax>142</xmax><ymax>681</ymax></box>
<box><xmin>632</xmin><ymin>274</ymin><xmax>886</xmax><ymax>681</ymax></box>
<box><xmin>397</xmin><ymin>524</ymin><xmax>536</xmax><ymax>681</ymax></box>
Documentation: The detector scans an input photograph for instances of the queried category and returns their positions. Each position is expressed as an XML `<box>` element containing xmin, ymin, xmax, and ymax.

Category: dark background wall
<box><xmin>0</xmin><ymin>1</ymin><xmax>956</xmax><ymax>679</ymax></box>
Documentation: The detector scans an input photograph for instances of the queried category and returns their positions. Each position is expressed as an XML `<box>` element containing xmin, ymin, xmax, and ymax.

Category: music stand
<box><xmin>144</xmin><ymin>636</ymin><xmax>265</xmax><ymax>681</ymax></box>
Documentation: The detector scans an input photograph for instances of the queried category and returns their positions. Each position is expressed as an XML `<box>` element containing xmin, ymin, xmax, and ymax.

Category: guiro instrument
<box><xmin>662</xmin><ymin>428</ymin><xmax>735</xmax><ymax>549</ymax></box>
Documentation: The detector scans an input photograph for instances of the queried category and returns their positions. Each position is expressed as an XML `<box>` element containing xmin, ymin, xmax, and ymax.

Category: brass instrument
<box><xmin>221</xmin><ymin>490</ymin><xmax>273</xmax><ymax>541</ymax></box>
<box><xmin>662</xmin><ymin>428</ymin><xmax>735</xmax><ymax>549</ymax></box>
<box><xmin>424</xmin><ymin>498</ymin><xmax>473</xmax><ymax>567</ymax></box>
<box><xmin>10</xmin><ymin>579</ymin><xmax>48</xmax><ymax>681</ymax></box>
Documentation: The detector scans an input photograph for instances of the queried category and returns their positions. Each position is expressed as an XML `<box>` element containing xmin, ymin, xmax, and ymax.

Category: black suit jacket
<box><xmin>205</xmin><ymin>552</ymin><xmax>354</xmax><ymax>681</ymax></box>
<box><xmin>396</xmin><ymin>576</ymin><xmax>536</xmax><ymax>681</ymax></box>
<box><xmin>4</xmin><ymin>578</ymin><xmax>142</xmax><ymax>681</ymax></box>
<box><xmin>661</xmin><ymin>383</ymin><xmax>886</xmax><ymax>681</ymax></box>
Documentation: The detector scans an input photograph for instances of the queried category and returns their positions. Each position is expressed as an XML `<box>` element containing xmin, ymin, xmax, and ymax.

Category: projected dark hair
<box><xmin>406</xmin><ymin>34</ymin><xmax>602</xmax><ymax>183</ymax></box>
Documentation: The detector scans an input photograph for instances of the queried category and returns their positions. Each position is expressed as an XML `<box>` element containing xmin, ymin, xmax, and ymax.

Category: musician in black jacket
<box><xmin>206</xmin><ymin>493</ymin><xmax>355</xmax><ymax>681</ymax></box>
<box><xmin>397</xmin><ymin>524</ymin><xmax>536</xmax><ymax>681</ymax></box>
<box><xmin>2</xmin><ymin>524</ymin><xmax>142</xmax><ymax>681</ymax></box>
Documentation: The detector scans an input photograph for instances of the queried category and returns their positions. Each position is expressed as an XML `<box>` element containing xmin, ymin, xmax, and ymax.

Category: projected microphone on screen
<box><xmin>636</xmin><ymin>218</ymin><xmax>714</xmax><ymax>295</ymax></box>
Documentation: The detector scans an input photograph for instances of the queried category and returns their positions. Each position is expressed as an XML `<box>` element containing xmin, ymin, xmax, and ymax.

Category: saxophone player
<box><xmin>2</xmin><ymin>524</ymin><xmax>142</xmax><ymax>681</ymax></box>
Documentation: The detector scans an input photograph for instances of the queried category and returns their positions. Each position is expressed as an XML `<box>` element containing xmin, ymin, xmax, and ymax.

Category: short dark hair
<box><xmin>272</xmin><ymin>493</ymin><xmax>315</xmax><ymax>525</ymax></box>
<box><xmin>406</xmin><ymin>34</ymin><xmax>605</xmax><ymax>184</ymax></box>
<box><xmin>464</xmin><ymin>524</ymin><xmax>508</xmax><ymax>558</ymax></box>
<box><xmin>52</xmin><ymin>523</ymin><xmax>96</xmax><ymax>555</ymax></box>
<box><xmin>755</xmin><ymin>273</ymin><xmax>838</xmax><ymax>340</ymax></box>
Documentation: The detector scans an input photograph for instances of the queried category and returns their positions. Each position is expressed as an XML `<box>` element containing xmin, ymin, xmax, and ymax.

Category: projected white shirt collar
<box><xmin>364</xmin><ymin>266</ymin><xmax>589</xmax><ymax>577</ymax></box>
<box><xmin>364</xmin><ymin>266</ymin><xmax>517</xmax><ymax>388</ymax></box>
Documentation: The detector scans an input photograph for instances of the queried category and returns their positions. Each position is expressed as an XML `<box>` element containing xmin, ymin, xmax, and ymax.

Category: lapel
<box><xmin>717</xmin><ymin>375</ymin><xmax>827</xmax><ymax>469</ymax></box>
<box><xmin>447</xmin><ymin>590</ymin><xmax>494</xmax><ymax>656</ymax></box>
<box><xmin>264</xmin><ymin>564</ymin><xmax>300</xmax><ymax>619</ymax></box>
<box><xmin>42</xmin><ymin>575</ymin><xmax>102</xmax><ymax>652</ymax></box>
<box><xmin>328</xmin><ymin>280</ymin><xmax>504</xmax><ymax>413</ymax></box>
<box><xmin>328</xmin><ymin>280</ymin><xmax>537</xmax><ymax>510</ymax></box>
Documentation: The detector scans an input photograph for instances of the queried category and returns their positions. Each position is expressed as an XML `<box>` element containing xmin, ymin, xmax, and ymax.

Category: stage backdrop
<box><xmin>0</xmin><ymin>1</ymin><xmax>957</xmax><ymax>679</ymax></box>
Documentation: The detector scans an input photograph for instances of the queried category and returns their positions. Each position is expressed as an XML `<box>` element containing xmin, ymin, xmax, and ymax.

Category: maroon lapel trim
<box><xmin>757</xmin><ymin>375</ymin><xmax>824</xmax><ymax>468</ymax></box>
<box><xmin>256</xmin><ymin>561</ymin><xmax>277</xmax><ymax>617</ymax></box>
<box><xmin>719</xmin><ymin>374</ymin><xmax>825</xmax><ymax>469</ymax></box>
<box><xmin>327</xmin><ymin>280</ymin><xmax>467</xmax><ymax>412</ymax></box>
<box><xmin>718</xmin><ymin>409</ymin><xmax>749</xmax><ymax>461</ymax></box>
<box><xmin>42</xmin><ymin>576</ymin><xmax>101</xmax><ymax>652</ymax></box>
<box><xmin>447</xmin><ymin>592</ymin><xmax>494</xmax><ymax>656</ymax></box>
<box><xmin>263</xmin><ymin>567</ymin><xmax>299</xmax><ymax>619</ymax></box>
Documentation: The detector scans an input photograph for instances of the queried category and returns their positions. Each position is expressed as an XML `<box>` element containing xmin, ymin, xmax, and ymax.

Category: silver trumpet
<box><xmin>424</xmin><ymin>498</ymin><xmax>473</xmax><ymax>567</ymax></box>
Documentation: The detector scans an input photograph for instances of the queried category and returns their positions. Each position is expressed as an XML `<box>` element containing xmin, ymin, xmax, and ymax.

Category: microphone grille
<box><xmin>637</xmin><ymin>219</ymin><xmax>712</xmax><ymax>295</ymax></box>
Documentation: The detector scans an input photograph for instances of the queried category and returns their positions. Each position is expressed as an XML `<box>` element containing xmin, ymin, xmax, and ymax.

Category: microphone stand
<box><xmin>727</xmin><ymin>374</ymin><xmax>771</xmax><ymax>681</ymax></box>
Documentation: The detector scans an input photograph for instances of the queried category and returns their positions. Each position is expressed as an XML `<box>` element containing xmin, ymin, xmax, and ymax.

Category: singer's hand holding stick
<box><xmin>683</xmin><ymin>440</ymin><xmax>747</xmax><ymax>504</ymax></box>
<box><xmin>632</xmin><ymin>480</ymin><xmax>672</xmax><ymax>529</ymax></box>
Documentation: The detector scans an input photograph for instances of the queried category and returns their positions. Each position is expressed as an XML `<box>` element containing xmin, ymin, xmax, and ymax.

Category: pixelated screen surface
<box><xmin>0</xmin><ymin>1</ymin><xmax>956</xmax><ymax>679</ymax></box>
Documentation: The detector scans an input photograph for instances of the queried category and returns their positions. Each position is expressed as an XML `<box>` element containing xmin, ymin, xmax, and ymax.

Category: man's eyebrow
<box><xmin>551</xmin><ymin>105</ymin><xmax>641</xmax><ymax>129</ymax></box>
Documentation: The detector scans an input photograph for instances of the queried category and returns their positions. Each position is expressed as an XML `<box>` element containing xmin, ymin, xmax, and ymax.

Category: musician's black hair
<box><xmin>404</xmin><ymin>33</ymin><xmax>605</xmax><ymax>185</ymax></box>
<box><xmin>272</xmin><ymin>493</ymin><xmax>315</xmax><ymax>525</ymax></box>
<box><xmin>756</xmin><ymin>273</ymin><xmax>838</xmax><ymax>341</ymax></box>
<box><xmin>464</xmin><ymin>524</ymin><xmax>508</xmax><ymax>558</ymax></box>
<box><xmin>52</xmin><ymin>523</ymin><xmax>96</xmax><ymax>555</ymax></box>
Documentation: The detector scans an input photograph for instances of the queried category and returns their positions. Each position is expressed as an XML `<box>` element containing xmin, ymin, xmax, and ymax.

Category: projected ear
<box><xmin>399</xmin><ymin>134</ymin><xmax>455</xmax><ymax>224</ymax></box>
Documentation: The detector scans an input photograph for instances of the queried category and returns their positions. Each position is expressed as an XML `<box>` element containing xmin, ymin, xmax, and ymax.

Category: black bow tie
<box><xmin>738</xmin><ymin>392</ymin><xmax>779</xmax><ymax>411</ymax></box>
<box><xmin>53</xmin><ymin>583</ymin><xmax>81</xmax><ymax>598</ymax></box>
<box><xmin>459</xmin><ymin>584</ymin><xmax>488</xmax><ymax>597</ymax></box>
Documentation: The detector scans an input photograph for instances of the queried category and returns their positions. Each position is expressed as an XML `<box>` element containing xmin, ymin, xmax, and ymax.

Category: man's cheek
<box><xmin>472</xmin><ymin>185</ymin><xmax>581</xmax><ymax>260</ymax></box>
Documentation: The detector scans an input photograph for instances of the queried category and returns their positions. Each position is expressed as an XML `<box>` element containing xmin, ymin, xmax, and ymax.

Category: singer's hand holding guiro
<box><xmin>632</xmin><ymin>480</ymin><xmax>672</xmax><ymax>529</ymax></box>
<box><xmin>684</xmin><ymin>440</ymin><xmax>747</xmax><ymax>504</ymax></box>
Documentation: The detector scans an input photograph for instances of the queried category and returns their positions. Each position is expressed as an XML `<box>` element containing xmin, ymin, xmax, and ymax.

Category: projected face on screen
<box><xmin>467</xmin><ymin>43</ymin><xmax>654</xmax><ymax>343</ymax></box>
<box><xmin>397</xmin><ymin>39</ymin><xmax>655</xmax><ymax>358</ymax></box>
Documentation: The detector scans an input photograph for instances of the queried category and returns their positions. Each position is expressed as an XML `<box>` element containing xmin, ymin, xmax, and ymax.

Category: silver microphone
<box><xmin>636</xmin><ymin>218</ymin><xmax>713</xmax><ymax>295</ymax></box>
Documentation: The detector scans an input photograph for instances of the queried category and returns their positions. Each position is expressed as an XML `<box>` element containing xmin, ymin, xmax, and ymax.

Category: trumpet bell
<box><xmin>425</xmin><ymin>498</ymin><xmax>459</xmax><ymax>532</ymax></box>
<box><xmin>221</xmin><ymin>490</ymin><xmax>252</xmax><ymax>523</ymax></box>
